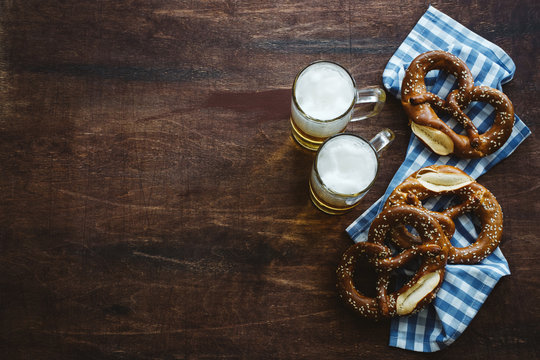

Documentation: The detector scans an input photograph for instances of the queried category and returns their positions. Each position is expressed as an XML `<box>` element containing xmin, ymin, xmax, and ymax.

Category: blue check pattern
<box><xmin>346</xmin><ymin>6</ymin><xmax>531</xmax><ymax>352</ymax></box>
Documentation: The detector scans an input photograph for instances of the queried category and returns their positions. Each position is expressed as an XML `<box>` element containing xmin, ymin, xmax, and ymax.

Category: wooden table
<box><xmin>1</xmin><ymin>1</ymin><xmax>538</xmax><ymax>359</ymax></box>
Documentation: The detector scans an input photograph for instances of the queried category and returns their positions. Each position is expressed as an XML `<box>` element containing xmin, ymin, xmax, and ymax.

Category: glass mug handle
<box><xmin>350</xmin><ymin>87</ymin><xmax>386</xmax><ymax>122</ymax></box>
<box><xmin>370</xmin><ymin>128</ymin><xmax>395</xmax><ymax>154</ymax></box>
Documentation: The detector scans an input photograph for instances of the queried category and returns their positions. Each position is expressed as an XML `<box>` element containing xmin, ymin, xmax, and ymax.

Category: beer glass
<box><xmin>291</xmin><ymin>61</ymin><xmax>386</xmax><ymax>150</ymax></box>
<box><xmin>309</xmin><ymin>129</ymin><xmax>395</xmax><ymax>215</ymax></box>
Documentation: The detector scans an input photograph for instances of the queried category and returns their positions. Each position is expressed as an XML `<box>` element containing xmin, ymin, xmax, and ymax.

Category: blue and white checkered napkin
<box><xmin>346</xmin><ymin>6</ymin><xmax>531</xmax><ymax>352</ymax></box>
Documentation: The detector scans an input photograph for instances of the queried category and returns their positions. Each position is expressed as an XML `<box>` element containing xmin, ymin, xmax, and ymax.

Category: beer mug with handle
<box><xmin>291</xmin><ymin>61</ymin><xmax>386</xmax><ymax>150</ymax></box>
<box><xmin>309</xmin><ymin>129</ymin><xmax>395</xmax><ymax>215</ymax></box>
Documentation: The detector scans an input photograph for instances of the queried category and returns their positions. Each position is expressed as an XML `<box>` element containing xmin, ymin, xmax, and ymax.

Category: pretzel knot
<box><xmin>337</xmin><ymin>206</ymin><xmax>448</xmax><ymax>319</ymax></box>
<box><xmin>337</xmin><ymin>165</ymin><xmax>504</xmax><ymax>318</ymax></box>
<box><xmin>383</xmin><ymin>165</ymin><xmax>503</xmax><ymax>264</ymax></box>
<box><xmin>401</xmin><ymin>50</ymin><xmax>514</xmax><ymax>158</ymax></box>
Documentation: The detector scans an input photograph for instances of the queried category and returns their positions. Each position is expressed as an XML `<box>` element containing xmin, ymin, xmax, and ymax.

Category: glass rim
<box><xmin>313</xmin><ymin>132</ymin><xmax>380</xmax><ymax>197</ymax></box>
<box><xmin>292</xmin><ymin>60</ymin><xmax>357</xmax><ymax>124</ymax></box>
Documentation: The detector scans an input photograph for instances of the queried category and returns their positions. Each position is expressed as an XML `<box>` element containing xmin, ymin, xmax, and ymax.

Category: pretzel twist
<box><xmin>337</xmin><ymin>165</ymin><xmax>505</xmax><ymax>319</ymax></box>
<box><xmin>401</xmin><ymin>50</ymin><xmax>514</xmax><ymax>158</ymax></box>
<box><xmin>383</xmin><ymin>165</ymin><xmax>503</xmax><ymax>264</ymax></box>
<box><xmin>337</xmin><ymin>206</ymin><xmax>448</xmax><ymax>319</ymax></box>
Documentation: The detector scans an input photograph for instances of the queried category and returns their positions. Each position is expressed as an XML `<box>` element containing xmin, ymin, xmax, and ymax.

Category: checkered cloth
<box><xmin>346</xmin><ymin>6</ymin><xmax>531</xmax><ymax>352</ymax></box>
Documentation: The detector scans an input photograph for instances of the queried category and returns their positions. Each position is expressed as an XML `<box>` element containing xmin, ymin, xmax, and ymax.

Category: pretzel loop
<box><xmin>337</xmin><ymin>165</ymin><xmax>504</xmax><ymax>319</ymax></box>
<box><xmin>337</xmin><ymin>206</ymin><xmax>448</xmax><ymax>319</ymax></box>
<box><xmin>401</xmin><ymin>50</ymin><xmax>514</xmax><ymax>158</ymax></box>
<box><xmin>383</xmin><ymin>165</ymin><xmax>503</xmax><ymax>264</ymax></box>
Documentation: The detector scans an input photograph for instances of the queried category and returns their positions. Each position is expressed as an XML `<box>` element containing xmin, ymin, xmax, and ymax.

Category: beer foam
<box><xmin>295</xmin><ymin>62</ymin><xmax>355</xmax><ymax>121</ymax></box>
<box><xmin>317</xmin><ymin>135</ymin><xmax>378</xmax><ymax>194</ymax></box>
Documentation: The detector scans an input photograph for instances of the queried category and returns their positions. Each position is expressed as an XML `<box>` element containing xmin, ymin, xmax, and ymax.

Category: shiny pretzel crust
<box><xmin>383</xmin><ymin>165</ymin><xmax>503</xmax><ymax>264</ymax></box>
<box><xmin>337</xmin><ymin>206</ymin><xmax>448</xmax><ymax>319</ymax></box>
<box><xmin>401</xmin><ymin>50</ymin><xmax>514</xmax><ymax>158</ymax></box>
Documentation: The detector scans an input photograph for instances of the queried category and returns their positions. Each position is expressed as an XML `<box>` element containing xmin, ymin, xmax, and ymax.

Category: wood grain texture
<box><xmin>0</xmin><ymin>0</ymin><xmax>538</xmax><ymax>359</ymax></box>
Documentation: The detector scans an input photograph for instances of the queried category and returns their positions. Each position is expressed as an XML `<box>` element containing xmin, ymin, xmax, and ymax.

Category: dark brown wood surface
<box><xmin>1</xmin><ymin>1</ymin><xmax>538</xmax><ymax>359</ymax></box>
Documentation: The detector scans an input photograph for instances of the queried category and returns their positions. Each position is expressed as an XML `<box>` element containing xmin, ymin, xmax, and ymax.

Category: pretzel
<box><xmin>401</xmin><ymin>50</ymin><xmax>514</xmax><ymax>158</ymax></box>
<box><xmin>337</xmin><ymin>206</ymin><xmax>448</xmax><ymax>319</ymax></box>
<box><xmin>383</xmin><ymin>165</ymin><xmax>503</xmax><ymax>264</ymax></box>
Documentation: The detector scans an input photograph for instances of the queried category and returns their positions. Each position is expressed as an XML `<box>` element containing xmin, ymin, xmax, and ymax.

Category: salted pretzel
<box><xmin>401</xmin><ymin>50</ymin><xmax>514</xmax><ymax>158</ymax></box>
<box><xmin>337</xmin><ymin>206</ymin><xmax>448</xmax><ymax>319</ymax></box>
<box><xmin>383</xmin><ymin>165</ymin><xmax>503</xmax><ymax>264</ymax></box>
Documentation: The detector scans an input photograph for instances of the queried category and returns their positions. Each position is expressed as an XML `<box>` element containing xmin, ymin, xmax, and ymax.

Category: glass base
<box><xmin>309</xmin><ymin>181</ymin><xmax>358</xmax><ymax>215</ymax></box>
<box><xmin>290</xmin><ymin>117</ymin><xmax>326</xmax><ymax>151</ymax></box>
